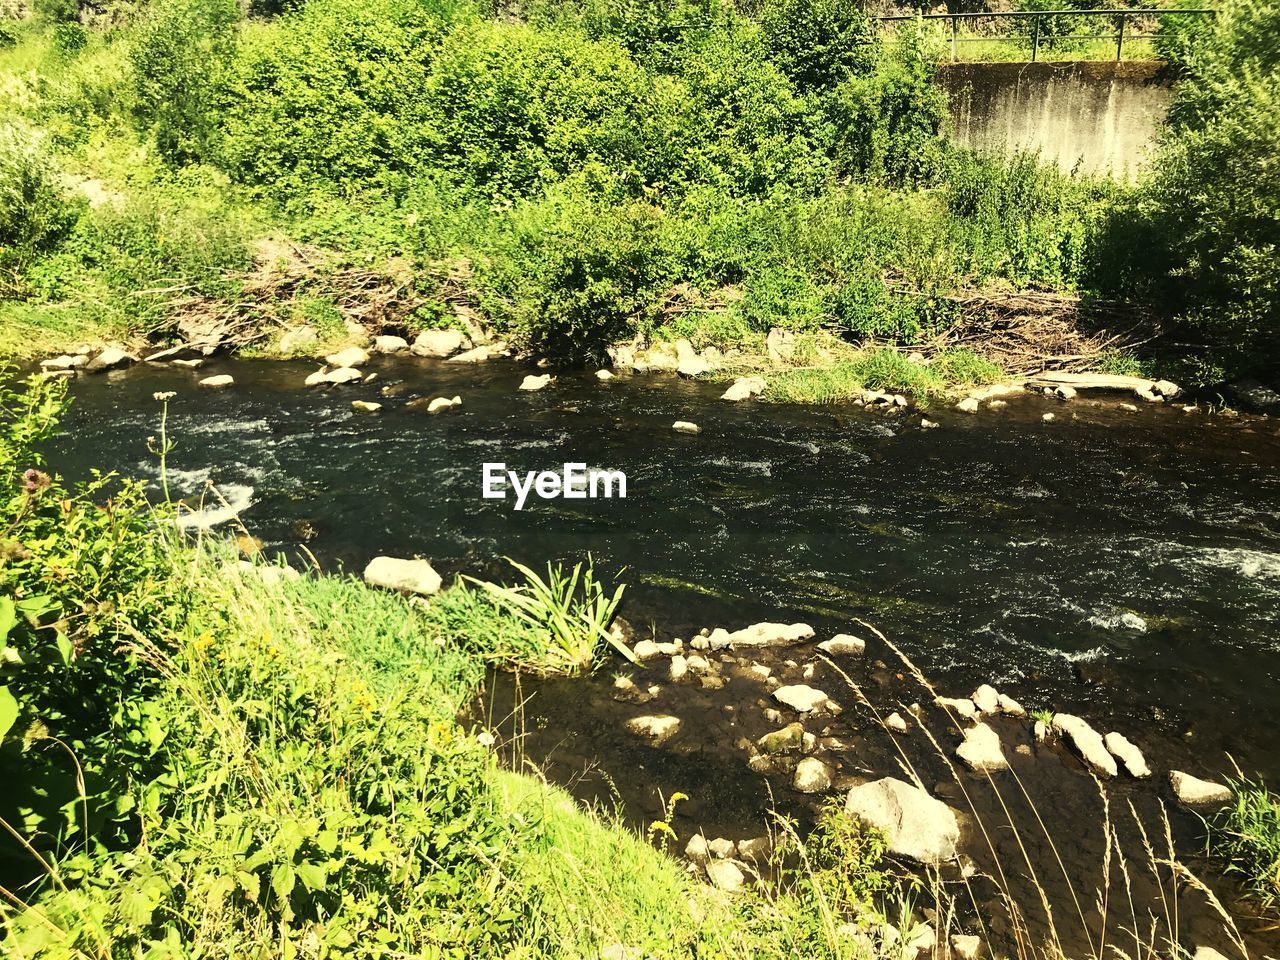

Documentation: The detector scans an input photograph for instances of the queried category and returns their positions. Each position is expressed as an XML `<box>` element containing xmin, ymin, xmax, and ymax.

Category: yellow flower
<box><xmin>193</xmin><ymin>632</ymin><xmax>215</xmax><ymax>653</ymax></box>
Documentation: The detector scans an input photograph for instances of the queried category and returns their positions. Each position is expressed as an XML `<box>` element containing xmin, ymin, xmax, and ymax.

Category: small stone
<box><xmin>996</xmin><ymin>693</ymin><xmax>1025</xmax><ymax>717</ymax></box>
<box><xmin>1153</xmin><ymin>379</ymin><xmax>1181</xmax><ymax>399</ymax></box>
<box><xmin>85</xmin><ymin>347</ymin><xmax>137</xmax><ymax>373</ymax></box>
<box><xmin>596</xmin><ymin>369</ymin><xmax>614</xmax><ymax>381</ymax></box>
<box><xmin>818</xmin><ymin>634</ymin><xmax>866</xmax><ymax>656</ymax></box>
<box><xmin>351</xmin><ymin>400</ymin><xmax>382</xmax><ymax>414</ymax></box>
<box><xmin>198</xmin><ymin>375</ymin><xmax>234</xmax><ymax>389</ymax></box>
<box><xmin>686</xmin><ymin>655</ymin><xmax>710</xmax><ymax>673</ymax></box>
<box><xmin>1170</xmin><ymin>771</ymin><xmax>1232</xmax><ymax>808</ymax></box>
<box><xmin>626</xmin><ymin>715</ymin><xmax>681</xmax><ymax>745</ymax></box>
<box><xmin>1192</xmin><ymin>948</ymin><xmax>1230</xmax><ymax>960</ymax></box>
<box><xmin>721</xmin><ymin>376</ymin><xmax>766</xmax><ymax>402</ymax></box>
<box><xmin>936</xmin><ymin>696</ymin><xmax>978</xmax><ymax>720</ymax></box>
<box><xmin>758</xmin><ymin>722</ymin><xmax>806</xmax><ymax>755</ymax></box>
<box><xmin>988</xmin><ymin>399</ymin><xmax>1008</xmax><ymax>410</ymax></box>
<box><xmin>325</xmin><ymin>346</ymin><xmax>370</xmax><ymax>368</ymax></box>
<box><xmin>1055</xmin><ymin>385</ymin><xmax>1078</xmax><ymax>401</ymax></box>
<box><xmin>1042</xmin><ymin>412</ymin><xmax>1056</xmax><ymax>422</ymax></box>
<box><xmin>672</xmin><ymin>421</ymin><xmax>701</xmax><ymax>435</ymax></box>
<box><xmin>373</xmin><ymin>335</ymin><xmax>408</xmax><ymax>354</ymax></box>
<box><xmin>425</xmin><ymin>396</ymin><xmax>462</xmax><ymax>414</ymax></box>
<box><xmin>885</xmin><ymin>712</ymin><xmax>909</xmax><ymax>733</ymax></box>
<box><xmin>1104</xmin><ymin>732</ymin><xmax>1151</xmax><ymax>778</ymax></box>
<box><xmin>632</xmin><ymin>639</ymin><xmax>662</xmax><ymax>661</ymax></box>
<box><xmin>1052</xmin><ymin>714</ymin><xmax>1117</xmax><ymax>777</ymax></box>
<box><xmin>705</xmin><ymin>859</ymin><xmax>745</xmax><ymax>892</ymax></box>
<box><xmin>956</xmin><ymin>397</ymin><xmax>979</xmax><ymax>414</ymax></box>
<box><xmin>40</xmin><ymin>355</ymin><xmax>88</xmax><ymax>371</ymax></box>
<box><xmin>921</xmin><ymin>418</ymin><xmax>938</xmax><ymax>429</ymax></box>
<box><xmin>793</xmin><ymin>756</ymin><xmax>833</xmax><ymax>793</ymax></box>
<box><xmin>685</xmin><ymin>834</ymin><xmax>709</xmax><ymax>862</ymax></box>
<box><xmin>737</xmin><ymin>837</ymin><xmax>770</xmax><ymax>861</ymax></box>
<box><xmin>447</xmin><ymin>344</ymin><xmax>501</xmax><ymax>363</ymax></box>
<box><xmin>773</xmin><ymin>685</ymin><xmax>829</xmax><ymax>713</ymax></box>
<box><xmin>669</xmin><ymin>655</ymin><xmax>688</xmax><ymax>681</ymax></box>
<box><xmin>172</xmin><ymin>358</ymin><xmax>204</xmax><ymax>369</ymax></box>
<box><xmin>971</xmin><ymin>684</ymin><xmax>1000</xmax><ymax>714</ymax></box>
<box><xmin>951</xmin><ymin>934</ymin><xmax>983</xmax><ymax>960</ymax></box>
<box><xmin>956</xmin><ymin>722</ymin><xmax>1008</xmax><ymax>772</ymax></box>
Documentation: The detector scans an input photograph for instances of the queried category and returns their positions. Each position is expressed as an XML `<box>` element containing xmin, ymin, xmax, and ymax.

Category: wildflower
<box><xmin>22</xmin><ymin>469</ymin><xmax>50</xmax><ymax>494</ymax></box>
<box><xmin>153</xmin><ymin>391</ymin><xmax>176</xmax><ymax>402</ymax></box>
<box><xmin>193</xmin><ymin>632</ymin><xmax>215</xmax><ymax>652</ymax></box>
<box><xmin>476</xmin><ymin>730</ymin><xmax>496</xmax><ymax>748</ymax></box>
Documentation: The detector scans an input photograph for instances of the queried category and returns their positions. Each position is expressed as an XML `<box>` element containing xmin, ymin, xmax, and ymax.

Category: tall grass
<box><xmin>1207</xmin><ymin>777</ymin><xmax>1280</xmax><ymax>908</ymax></box>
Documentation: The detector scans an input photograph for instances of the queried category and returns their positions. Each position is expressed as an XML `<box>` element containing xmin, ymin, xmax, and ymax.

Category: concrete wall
<box><xmin>936</xmin><ymin>61</ymin><xmax>1173</xmax><ymax>181</ymax></box>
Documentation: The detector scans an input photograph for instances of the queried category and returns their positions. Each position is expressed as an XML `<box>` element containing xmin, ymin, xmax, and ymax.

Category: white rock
<box><xmin>921</xmin><ymin>418</ymin><xmax>938</xmax><ymax>429</ymax></box>
<box><xmin>971</xmin><ymin>684</ymin><xmax>1000</xmax><ymax>714</ymax></box>
<box><xmin>707</xmin><ymin>837</ymin><xmax>736</xmax><ymax>859</ymax></box>
<box><xmin>818</xmin><ymin>634</ymin><xmax>865</xmax><ymax>656</ymax></box>
<box><xmin>951</xmin><ymin>934</ymin><xmax>983</xmax><ymax>960</ymax></box>
<box><xmin>626</xmin><ymin>715</ymin><xmax>681</xmax><ymax>745</ymax></box>
<box><xmin>41</xmin><ymin>355</ymin><xmax>88</xmax><ymax>371</ymax></box>
<box><xmin>672</xmin><ymin>421</ymin><xmax>701</xmax><ymax>435</ymax></box>
<box><xmin>956</xmin><ymin>397</ymin><xmax>980</xmax><ymax>414</ymax></box>
<box><xmin>373</xmin><ymin>335</ymin><xmax>408</xmax><ymax>354</ymax></box>
<box><xmin>956</xmin><ymin>722</ymin><xmax>1008</xmax><ymax>772</ymax></box>
<box><xmin>1153</xmin><ymin>379</ymin><xmax>1181</xmax><ymax>400</ymax></box>
<box><xmin>677</xmin><ymin>355</ymin><xmax>710</xmax><ymax>378</ymax></box>
<box><xmin>308</xmin><ymin>366</ymin><xmax>363</xmax><ymax>386</ymax></box>
<box><xmin>1170</xmin><ymin>771</ymin><xmax>1232</xmax><ymax>808</ymax></box>
<box><xmin>325</xmin><ymin>346</ymin><xmax>370</xmax><ymax>368</ymax></box>
<box><xmin>1051</xmin><ymin>714</ymin><xmax>1118</xmax><ymax>777</ymax></box>
<box><xmin>844</xmin><ymin>777</ymin><xmax>963</xmax><ymax>864</ymax></box>
<box><xmin>1042</xmin><ymin>413</ymin><xmax>1056</xmax><ymax>422</ymax></box>
<box><xmin>737</xmin><ymin>836</ymin><xmax>770</xmax><ymax>861</ymax></box>
<box><xmin>936</xmin><ymin>696</ymin><xmax>978</xmax><ymax>720</ymax></box>
<box><xmin>426</xmin><ymin>396</ymin><xmax>462</xmax><ymax>414</ymax></box>
<box><xmin>685</xmin><ymin>834</ymin><xmax>709</xmax><ymax>862</ymax></box>
<box><xmin>685</xmin><ymin>655</ymin><xmax>710</xmax><ymax>673</ymax></box>
<box><xmin>362</xmin><ymin>556</ymin><xmax>442</xmax><ymax>596</ymax></box>
<box><xmin>885</xmin><ymin>712</ymin><xmax>909</xmax><ymax>733</ymax></box>
<box><xmin>595</xmin><ymin>369</ymin><xmax>614</xmax><ymax>381</ymax></box>
<box><xmin>411</xmin><ymin>329</ymin><xmax>469</xmax><ymax>358</ymax></box>
<box><xmin>631</xmin><ymin>639</ymin><xmax>662</xmax><ymax>661</ymax></box>
<box><xmin>793</xmin><ymin>757</ymin><xmax>833</xmax><ymax>793</ymax></box>
<box><xmin>996</xmin><ymin>693</ymin><xmax>1025</xmax><ymax>717</ymax></box>
<box><xmin>519</xmin><ymin>373</ymin><xmax>552</xmax><ymax>392</ymax></box>
<box><xmin>1055</xmin><ymin>385</ymin><xmax>1078</xmax><ymax>401</ymax></box>
<box><xmin>705</xmin><ymin>859</ymin><xmax>745</xmax><ymax>892</ymax></box>
<box><xmin>711</xmin><ymin>622</ymin><xmax>814</xmax><ymax>649</ymax></box>
<box><xmin>721</xmin><ymin>376</ymin><xmax>766</xmax><ymax>402</ymax></box>
<box><xmin>669</xmin><ymin>655</ymin><xmax>688</xmax><ymax>681</ymax></box>
<box><xmin>766</xmin><ymin>327</ymin><xmax>795</xmax><ymax>362</ymax></box>
<box><xmin>85</xmin><ymin>347</ymin><xmax>137</xmax><ymax>373</ymax></box>
<box><xmin>351</xmin><ymin>400</ymin><xmax>382</xmax><ymax>414</ymax></box>
<box><xmin>446</xmin><ymin>344</ymin><xmax>500</xmax><ymax>363</ymax></box>
<box><xmin>1103</xmin><ymin>732</ymin><xmax>1151</xmax><ymax>778</ymax></box>
<box><xmin>172</xmin><ymin>358</ymin><xmax>204</xmax><ymax>369</ymax></box>
<box><xmin>198</xmin><ymin>375</ymin><xmax>234</xmax><ymax>389</ymax></box>
<box><xmin>1191</xmin><ymin>947</ymin><xmax>1230</xmax><ymax>960</ymax></box>
<box><xmin>772</xmin><ymin>685</ymin><xmax>830</xmax><ymax>713</ymax></box>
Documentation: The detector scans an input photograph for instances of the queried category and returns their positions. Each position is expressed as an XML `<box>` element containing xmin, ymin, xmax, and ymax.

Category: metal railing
<box><xmin>874</xmin><ymin>8</ymin><xmax>1215</xmax><ymax>62</ymax></box>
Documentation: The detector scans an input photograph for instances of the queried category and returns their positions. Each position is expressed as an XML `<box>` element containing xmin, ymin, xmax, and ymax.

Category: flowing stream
<box><xmin>47</xmin><ymin>356</ymin><xmax>1280</xmax><ymax>952</ymax></box>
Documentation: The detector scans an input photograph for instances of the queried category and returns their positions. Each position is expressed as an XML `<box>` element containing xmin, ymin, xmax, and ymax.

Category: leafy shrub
<box><xmin>32</xmin><ymin>0</ymin><xmax>80</xmax><ymax>23</ymax></box>
<box><xmin>129</xmin><ymin>0</ymin><xmax>240</xmax><ymax>163</ymax></box>
<box><xmin>50</xmin><ymin>21</ymin><xmax>88</xmax><ymax>55</ymax></box>
<box><xmin>758</xmin><ymin>0</ymin><xmax>874</xmax><ymax>91</ymax></box>
<box><xmin>0</xmin><ymin>125</ymin><xmax>80</xmax><ymax>276</ymax></box>
<box><xmin>828</xmin><ymin>27</ymin><xmax>947</xmax><ymax>187</ymax></box>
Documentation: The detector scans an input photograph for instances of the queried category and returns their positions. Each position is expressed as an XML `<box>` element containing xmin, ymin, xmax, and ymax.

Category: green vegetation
<box><xmin>1208</xmin><ymin>778</ymin><xmax>1280</xmax><ymax>908</ymax></box>
<box><xmin>765</xmin><ymin>347</ymin><xmax>1002</xmax><ymax>405</ymax></box>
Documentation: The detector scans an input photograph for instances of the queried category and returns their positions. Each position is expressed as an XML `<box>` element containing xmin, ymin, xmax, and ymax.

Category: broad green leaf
<box><xmin>0</xmin><ymin>686</ymin><xmax>18</xmax><ymax>744</ymax></box>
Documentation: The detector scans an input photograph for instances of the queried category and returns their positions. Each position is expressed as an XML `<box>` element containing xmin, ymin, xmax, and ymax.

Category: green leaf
<box><xmin>0</xmin><ymin>597</ymin><xmax>15</xmax><ymax>640</ymax></box>
<box><xmin>296</xmin><ymin>861</ymin><xmax>327</xmax><ymax>893</ymax></box>
<box><xmin>0</xmin><ymin>686</ymin><xmax>18</xmax><ymax>745</ymax></box>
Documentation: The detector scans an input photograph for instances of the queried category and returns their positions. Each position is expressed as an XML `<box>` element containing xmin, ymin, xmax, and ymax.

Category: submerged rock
<box><xmin>793</xmin><ymin>756</ymin><xmax>833</xmax><ymax>793</ymax></box>
<box><xmin>818</xmin><ymin>634</ymin><xmax>865</xmax><ymax>656</ymax></box>
<box><xmin>172</xmin><ymin>358</ymin><xmax>205</xmax><ymax>369</ymax></box>
<box><xmin>772</xmin><ymin>684</ymin><xmax>829</xmax><ymax>713</ymax></box>
<box><xmin>721</xmin><ymin>376</ymin><xmax>766</xmax><ymax>402</ymax></box>
<box><xmin>1170</xmin><ymin>771</ymin><xmax>1232</xmax><ymax>808</ymax></box>
<box><xmin>956</xmin><ymin>722</ymin><xmax>1008</xmax><ymax>773</ymax></box>
<box><xmin>198</xmin><ymin>375</ymin><xmax>235</xmax><ymax>389</ymax></box>
<box><xmin>423</xmin><ymin>396</ymin><xmax>463</xmax><ymax>414</ymax></box>
<box><xmin>956</xmin><ymin>398</ymin><xmax>979</xmax><ymax>414</ymax></box>
<box><xmin>1103</xmin><ymin>732</ymin><xmax>1151</xmax><ymax>778</ymax></box>
<box><xmin>412</xmin><ymin>329</ymin><xmax>469</xmax><ymax>358</ymax></box>
<box><xmin>519</xmin><ymin>373</ymin><xmax>553</xmax><ymax>391</ymax></box>
<box><xmin>672</xmin><ymin>421</ymin><xmax>701</xmax><ymax>435</ymax></box>
<box><xmin>1051</xmin><ymin>714</ymin><xmax>1117</xmax><ymax>777</ymax></box>
<box><xmin>626</xmin><ymin>715</ymin><xmax>681</xmax><ymax>745</ymax></box>
<box><xmin>351</xmin><ymin>400</ymin><xmax>382</xmax><ymax>414</ymax></box>
<box><xmin>844</xmin><ymin>777</ymin><xmax>963</xmax><ymax>864</ymax></box>
<box><xmin>362</xmin><ymin>556</ymin><xmax>442</xmax><ymax>596</ymax></box>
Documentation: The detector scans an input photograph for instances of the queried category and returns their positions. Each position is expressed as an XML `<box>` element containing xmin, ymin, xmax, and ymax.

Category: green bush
<box><xmin>758</xmin><ymin>0</ymin><xmax>875</xmax><ymax>91</ymax></box>
<box><xmin>129</xmin><ymin>0</ymin><xmax>240</xmax><ymax>163</ymax></box>
<box><xmin>0</xmin><ymin>124</ymin><xmax>80</xmax><ymax>277</ymax></box>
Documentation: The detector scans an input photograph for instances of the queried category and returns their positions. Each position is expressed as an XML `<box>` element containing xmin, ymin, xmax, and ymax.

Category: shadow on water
<box><xmin>45</xmin><ymin>356</ymin><xmax>1280</xmax><ymax>953</ymax></box>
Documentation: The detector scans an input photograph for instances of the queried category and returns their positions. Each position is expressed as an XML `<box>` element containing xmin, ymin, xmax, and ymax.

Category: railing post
<box><xmin>950</xmin><ymin>14</ymin><xmax>958</xmax><ymax>62</ymax></box>
<box><xmin>1115</xmin><ymin>15</ymin><xmax>1125</xmax><ymax>60</ymax></box>
<box><xmin>1031</xmin><ymin>14</ymin><xmax>1040</xmax><ymax>62</ymax></box>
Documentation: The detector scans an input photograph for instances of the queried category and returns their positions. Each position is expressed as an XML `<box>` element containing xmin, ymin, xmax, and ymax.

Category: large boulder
<box><xmin>362</xmin><ymin>556</ymin><xmax>442</xmax><ymax>596</ymax></box>
<box><xmin>85</xmin><ymin>347</ymin><xmax>137</xmax><ymax>373</ymax></box>
<box><xmin>373</xmin><ymin>335</ymin><xmax>409</xmax><ymax>354</ymax></box>
<box><xmin>766</xmin><ymin>328</ymin><xmax>796</xmax><ymax>362</ymax></box>
<box><xmin>844</xmin><ymin>777</ymin><xmax>963</xmax><ymax>864</ymax></box>
<box><xmin>1051</xmin><ymin>714</ymin><xmax>1117</xmax><ymax>777</ymax></box>
<box><xmin>412</xmin><ymin>329</ymin><xmax>470</xmax><ymax>358</ymax></box>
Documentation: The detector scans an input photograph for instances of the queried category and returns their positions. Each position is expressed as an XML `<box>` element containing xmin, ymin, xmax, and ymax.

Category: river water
<box><xmin>47</xmin><ymin>356</ymin><xmax>1280</xmax><ymax>950</ymax></box>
